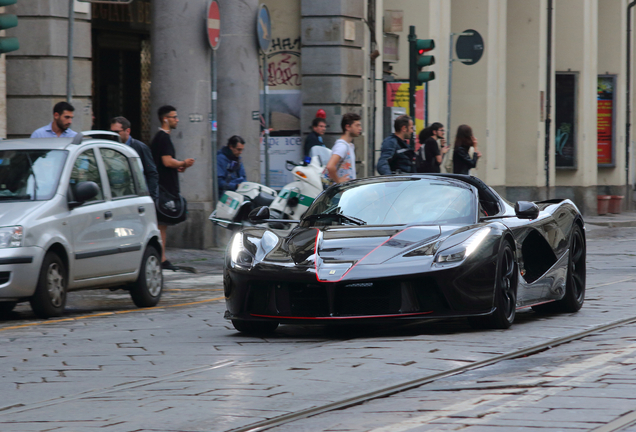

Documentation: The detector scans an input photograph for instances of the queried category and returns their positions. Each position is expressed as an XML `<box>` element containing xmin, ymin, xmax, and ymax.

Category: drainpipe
<box><xmin>544</xmin><ymin>0</ymin><xmax>553</xmax><ymax>199</ymax></box>
<box><xmin>627</xmin><ymin>1</ymin><xmax>636</xmax><ymax>204</ymax></box>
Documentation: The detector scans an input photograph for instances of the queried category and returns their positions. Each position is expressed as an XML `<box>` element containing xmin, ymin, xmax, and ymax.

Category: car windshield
<box><xmin>303</xmin><ymin>178</ymin><xmax>477</xmax><ymax>226</ymax></box>
<box><xmin>0</xmin><ymin>150</ymin><xmax>68</xmax><ymax>201</ymax></box>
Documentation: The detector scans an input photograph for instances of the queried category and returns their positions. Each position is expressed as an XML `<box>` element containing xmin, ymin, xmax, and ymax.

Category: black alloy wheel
<box><xmin>556</xmin><ymin>224</ymin><xmax>586</xmax><ymax>312</ymax></box>
<box><xmin>232</xmin><ymin>319</ymin><xmax>279</xmax><ymax>334</ymax></box>
<box><xmin>469</xmin><ymin>241</ymin><xmax>517</xmax><ymax>330</ymax></box>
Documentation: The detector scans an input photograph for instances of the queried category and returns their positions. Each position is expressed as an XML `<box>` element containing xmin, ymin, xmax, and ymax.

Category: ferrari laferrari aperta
<box><xmin>223</xmin><ymin>174</ymin><xmax>585</xmax><ymax>333</ymax></box>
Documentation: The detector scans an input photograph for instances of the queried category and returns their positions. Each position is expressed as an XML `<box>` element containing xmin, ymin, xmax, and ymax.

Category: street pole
<box><xmin>408</xmin><ymin>26</ymin><xmax>416</xmax><ymax>120</ymax></box>
<box><xmin>446</xmin><ymin>32</ymin><xmax>454</xmax><ymax>159</ymax></box>
<box><xmin>66</xmin><ymin>0</ymin><xmax>74</xmax><ymax>103</ymax></box>
<box><xmin>262</xmin><ymin>54</ymin><xmax>270</xmax><ymax>186</ymax></box>
<box><xmin>211</xmin><ymin>48</ymin><xmax>218</xmax><ymax>246</ymax></box>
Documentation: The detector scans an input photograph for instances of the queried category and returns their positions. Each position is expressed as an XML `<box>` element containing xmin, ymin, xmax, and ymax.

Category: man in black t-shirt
<box><xmin>151</xmin><ymin>105</ymin><xmax>195</xmax><ymax>270</ymax></box>
<box><xmin>418</xmin><ymin>122</ymin><xmax>448</xmax><ymax>173</ymax></box>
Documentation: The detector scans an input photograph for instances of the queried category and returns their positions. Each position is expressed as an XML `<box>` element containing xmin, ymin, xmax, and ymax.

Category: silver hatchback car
<box><xmin>0</xmin><ymin>133</ymin><xmax>163</xmax><ymax>318</ymax></box>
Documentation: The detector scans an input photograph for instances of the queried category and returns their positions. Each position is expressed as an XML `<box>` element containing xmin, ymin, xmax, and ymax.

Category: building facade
<box><xmin>3</xmin><ymin>0</ymin><xmax>635</xmax><ymax>248</ymax></box>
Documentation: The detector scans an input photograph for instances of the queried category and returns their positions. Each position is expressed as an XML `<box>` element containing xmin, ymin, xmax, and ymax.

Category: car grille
<box><xmin>247</xmin><ymin>277</ymin><xmax>450</xmax><ymax>318</ymax></box>
<box><xmin>0</xmin><ymin>272</ymin><xmax>10</xmax><ymax>285</ymax></box>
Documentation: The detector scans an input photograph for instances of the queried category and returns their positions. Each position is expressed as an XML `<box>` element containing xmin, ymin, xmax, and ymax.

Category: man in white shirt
<box><xmin>31</xmin><ymin>102</ymin><xmax>77</xmax><ymax>138</ymax></box>
<box><xmin>323</xmin><ymin>113</ymin><xmax>362</xmax><ymax>185</ymax></box>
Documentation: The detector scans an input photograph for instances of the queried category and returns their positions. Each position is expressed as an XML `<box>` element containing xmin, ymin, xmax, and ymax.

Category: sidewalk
<box><xmin>584</xmin><ymin>210</ymin><xmax>636</xmax><ymax>228</ymax></box>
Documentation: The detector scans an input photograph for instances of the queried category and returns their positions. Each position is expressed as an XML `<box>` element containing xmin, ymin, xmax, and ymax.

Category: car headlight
<box><xmin>0</xmin><ymin>226</ymin><xmax>23</xmax><ymax>248</ymax></box>
<box><xmin>230</xmin><ymin>233</ymin><xmax>254</xmax><ymax>268</ymax></box>
<box><xmin>435</xmin><ymin>227</ymin><xmax>490</xmax><ymax>263</ymax></box>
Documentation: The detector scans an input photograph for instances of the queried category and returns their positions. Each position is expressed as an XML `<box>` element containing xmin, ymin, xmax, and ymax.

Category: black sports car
<box><xmin>223</xmin><ymin>174</ymin><xmax>585</xmax><ymax>333</ymax></box>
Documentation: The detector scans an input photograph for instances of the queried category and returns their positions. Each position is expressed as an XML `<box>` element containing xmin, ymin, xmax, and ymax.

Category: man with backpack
<box><xmin>416</xmin><ymin>122</ymin><xmax>449</xmax><ymax>173</ymax></box>
<box><xmin>377</xmin><ymin>115</ymin><xmax>415</xmax><ymax>175</ymax></box>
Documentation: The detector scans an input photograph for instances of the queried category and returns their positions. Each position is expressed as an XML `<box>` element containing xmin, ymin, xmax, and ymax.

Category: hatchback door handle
<box><xmin>104</xmin><ymin>211</ymin><xmax>113</xmax><ymax>220</ymax></box>
<box><xmin>138</xmin><ymin>206</ymin><xmax>145</xmax><ymax>214</ymax></box>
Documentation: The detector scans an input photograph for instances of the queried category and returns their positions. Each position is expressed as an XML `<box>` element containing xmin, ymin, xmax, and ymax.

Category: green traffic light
<box><xmin>417</xmin><ymin>71</ymin><xmax>435</xmax><ymax>84</ymax></box>
<box><xmin>417</xmin><ymin>55</ymin><xmax>435</xmax><ymax>68</ymax></box>
<box><xmin>0</xmin><ymin>37</ymin><xmax>19</xmax><ymax>53</ymax></box>
<box><xmin>0</xmin><ymin>14</ymin><xmax>17</xmax><ymax>30</ymax></box>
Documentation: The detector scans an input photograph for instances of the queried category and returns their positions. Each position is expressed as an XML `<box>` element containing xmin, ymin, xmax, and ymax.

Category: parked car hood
<box><xmin>0</xmin><ymin>200</ymin><xmax>48</xmax><ymax>226</ymax></box>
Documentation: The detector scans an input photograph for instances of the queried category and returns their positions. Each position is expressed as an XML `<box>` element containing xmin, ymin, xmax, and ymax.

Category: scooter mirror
<box><xmin>248</xmin><ymin>206</ymin><xmax>270</xmax><ymax>222</ymax></box>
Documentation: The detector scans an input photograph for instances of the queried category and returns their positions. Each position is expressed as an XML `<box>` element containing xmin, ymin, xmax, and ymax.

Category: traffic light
<box><xmin>412</xmin><ymin>38</ymin><xmax>435</xmax><ymax>84</ymax></box>
<box><xmin>0</xmin><ymin>0</ymin><xmax>18</xmax><ymax>54</ymax></box>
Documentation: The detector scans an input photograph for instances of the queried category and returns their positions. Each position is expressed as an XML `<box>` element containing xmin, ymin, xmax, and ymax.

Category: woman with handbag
<box><xmin>452</xmin><ymin>124</ymin><xmax>481</xmax><ymax>175</ymax></box>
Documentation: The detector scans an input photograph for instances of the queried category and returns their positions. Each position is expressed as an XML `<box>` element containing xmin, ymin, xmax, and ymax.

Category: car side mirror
<box><xmin>68</xmin><ymin>181</ymin><xmax>99</xmax><ymax>209</ymax></box>
<box><xmin>514</xmin><ymin>201</ymin><xmax>540</xmax><ymax>220</ymax></box>
<box><xmin>248</xmin><ymin>206</ymin><xmax>270</xmax><ymax>222</ymax></box>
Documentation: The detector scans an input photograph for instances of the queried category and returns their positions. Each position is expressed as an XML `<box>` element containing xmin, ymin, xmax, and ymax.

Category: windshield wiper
<box><xmin>304</xmin><ymin>213</ymin><xmax>366</xmax><ymax>226</ymax></box>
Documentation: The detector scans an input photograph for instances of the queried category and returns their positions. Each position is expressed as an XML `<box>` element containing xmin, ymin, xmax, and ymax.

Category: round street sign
<box><xmin>256</xmin><ymin>4</ymin><xmax>271</xmax><ymax>52</ymax></box>
<box><xmin>207</xmin><ymin>1</ymin><xmax>221</xmax><ymax>50</ymax></box>
<box><xmin>456</xmin><ymin>29</ymin><xmax>484</xmax><ymax>65</ymax></box>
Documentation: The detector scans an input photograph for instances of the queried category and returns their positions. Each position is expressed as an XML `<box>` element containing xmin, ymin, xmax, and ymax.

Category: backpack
<box><xmin>415</xmin><ymin>145</ymin><xmax>427</xmax><ymax>173</ymax></box>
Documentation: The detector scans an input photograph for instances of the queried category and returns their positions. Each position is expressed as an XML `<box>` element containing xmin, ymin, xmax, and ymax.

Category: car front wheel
<box><xmin>129</xmin><ymin>246</ymin><xmax>163</xmax><ymax>308</ymax></box>
<box><xmin>30</xmin><ymin>252</ymin><xmax>67</xmax><ymax>318</ymax></box>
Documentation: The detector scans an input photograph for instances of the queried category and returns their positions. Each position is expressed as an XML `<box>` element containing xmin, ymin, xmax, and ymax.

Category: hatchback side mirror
<box><xmin>68</xmin><ymin>181</ymin><xmax>99</xmax><ymax>209</ymax></box>
<box><xmin>248</xmin><ymin>206</ymin><xmax>270</xmax><ymax>222</ymax></box>
<box><xmin>514</xmin><ymin>201</ymin><xmax>540</xmax><ymax>220</ymax></box>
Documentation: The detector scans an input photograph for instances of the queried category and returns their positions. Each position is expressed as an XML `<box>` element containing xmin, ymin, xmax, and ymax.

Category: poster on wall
<box><xmin>597</xmin><ymin>75</ymin><xmax>615</xmax><ymax>166</ymax></box>
<box><xmin>555</xmin><ymin>73</ymin><xmax>577</xmax><ymax>168</ymax></box>
<box><xmin>260</xmin><ymin>136</ymin><xmax>303</xmax><ymax>189</ymax></box>
<box><xmin>385</xmin><ymin>82</ymin><xmax>425</xmax><ymax>148</ymax></box>
<box><xmin>258</xmin><ymin>0</ymin><xmax>302</xmax><ymax>133</ymax></box>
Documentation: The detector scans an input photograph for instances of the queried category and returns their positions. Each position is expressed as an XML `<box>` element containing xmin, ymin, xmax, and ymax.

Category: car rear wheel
<box><xmin>556</xmin><ymin>224</ymin><xmax>585</xmax><ymax>312</ymax></box>
<box><xmin>30</xmin><ymin>252</ymin><xmax>67</xmax><ymax>318</ymax></box>
<box><xmin>129</xmin><ymin>246</ymin><xmax>163</xmax><ymax>308</ymax></box>
<box><xmin>469</xmin><ymin>241</ymin><xmax>517</xmax><ymax>330</ymax></box>
<box><xmin>232</xmin><ymin>319</ymin><xmax>279</xmax><ymax>334</ymax></box>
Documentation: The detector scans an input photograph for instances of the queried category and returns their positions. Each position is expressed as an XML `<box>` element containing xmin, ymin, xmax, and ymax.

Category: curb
<box><xmin>586</xmin><ymin>220</ymin><xmax>636</xmax><ymax>228</ymax></box>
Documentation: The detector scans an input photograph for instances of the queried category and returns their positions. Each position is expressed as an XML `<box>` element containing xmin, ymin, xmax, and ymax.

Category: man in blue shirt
<box><xmin>110</xmin><ymin>116</ymin><xmax>159</xmax><ymax>201</ymax></box>
<box><xmin>31</xmin><ymin>102</ymin><xmax>77</xmax><ymax>138</ymax></box>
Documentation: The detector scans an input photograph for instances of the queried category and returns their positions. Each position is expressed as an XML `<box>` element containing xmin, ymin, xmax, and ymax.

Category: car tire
<box><xmin>129</xmin><ymin>246</ymin><xmax>163</xmax><ymax>308</ymax></box>
<box><xmin>555</xmin><ymin>224</ymin><xmax>586</xmax><ymax>313</ymax></box>
<box><xmin>0</xmin><ymin>301</ymin><xmax>17</xmax><ymax>317</ymax></box>
<box><xmin>231</xmin><ymin>319</ymin><xmax>279</xmax><ymax>334</ymax></box>
<box><xmin>469</xmin><ymin>241</ymin><xmax>517</xmax><ymax>330</ymax></box>
<box><xmin>30</xmin><ymin>252</ymin><xmax>67</xmax><ymax>318</ymax></box>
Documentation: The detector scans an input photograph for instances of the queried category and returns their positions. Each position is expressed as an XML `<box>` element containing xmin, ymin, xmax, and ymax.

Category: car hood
<box><xmin>0</xmin><ymin>201</ymin><xmax>48</xmax><ymax>226</ymax></box>
<box><xmin>266</xmin><ymin>225</ymin><xmax>443</xmax><ymax>267</ymax></box>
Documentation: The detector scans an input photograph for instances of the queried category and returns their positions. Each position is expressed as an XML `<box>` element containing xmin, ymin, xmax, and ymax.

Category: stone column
<box><xmin>597</xmin><ymin>0</ymin><xmax>627</xmax><ymax>200</ymax></box>
<box><xmin>554</xmin><ymin>0</ymin><xmax>598</xmax><ymax>215</ymax></box>
<box><xmin>151</xmin><ymin>0</ymin><xmax>213</xmax><ymax>249</ymax></box>
<box><xmin>6</xmin><ymin>0</ymin><xmax>92</xmax><ymax>138</ymax></box>
<box><xmin>505</xmin><ymin>0</ymin><xmax>552</xmax><ymax>202</ymax></box>
<box><xmin>216</xmin><ymin>0</ymin><xmax>261</xmax><ymax>183</ymax></box>
<box><xmin>301</xmin><ymin>0</ymin><xmax>365</xmax><ymax>161</ymax></box>
<box><xmin>450</xmin><ymin>0</ymin><xmax>507</xmax><ymax>190</ymax></box>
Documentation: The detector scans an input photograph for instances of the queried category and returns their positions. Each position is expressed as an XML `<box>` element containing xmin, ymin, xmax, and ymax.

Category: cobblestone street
<box><xmin>0</xmin><ymin>221</ymin><xmax>635</xmax><ymax>431</ymax></box>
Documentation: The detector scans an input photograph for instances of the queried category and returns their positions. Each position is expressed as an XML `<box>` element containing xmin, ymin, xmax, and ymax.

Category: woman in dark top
<box><xmin>452</xmin><ymin>124</ymin><xmax>481</xmax><ymax>175</ymax></box>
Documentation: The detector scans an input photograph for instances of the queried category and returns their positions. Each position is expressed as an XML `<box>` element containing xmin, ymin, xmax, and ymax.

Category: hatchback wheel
<box><xmin>30</xmin><ymin>252</ymin><xmax>67</xmax><ymax>318</ymax></box>
<box><xmin>129</xmin><ymin>246</ymin><xmax>163</xmax><ymax>308</ymax></box>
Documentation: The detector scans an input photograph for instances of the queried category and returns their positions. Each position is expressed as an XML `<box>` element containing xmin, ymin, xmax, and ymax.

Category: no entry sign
<box><xmin>207</xmin><ymin>1</ymin><xmax>220</xmax><ymax>50</ymax></box>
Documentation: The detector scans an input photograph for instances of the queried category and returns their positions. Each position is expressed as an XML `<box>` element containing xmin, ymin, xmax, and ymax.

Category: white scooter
<box><xmin>267</xmin><ymin>151</ymin><xmax>329</xmax><ymax>230</ymax></box>
<box><xmin>209</xmin><ymin>181</ymin><xmax>278</xmax><ymax>231</ymax></box>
